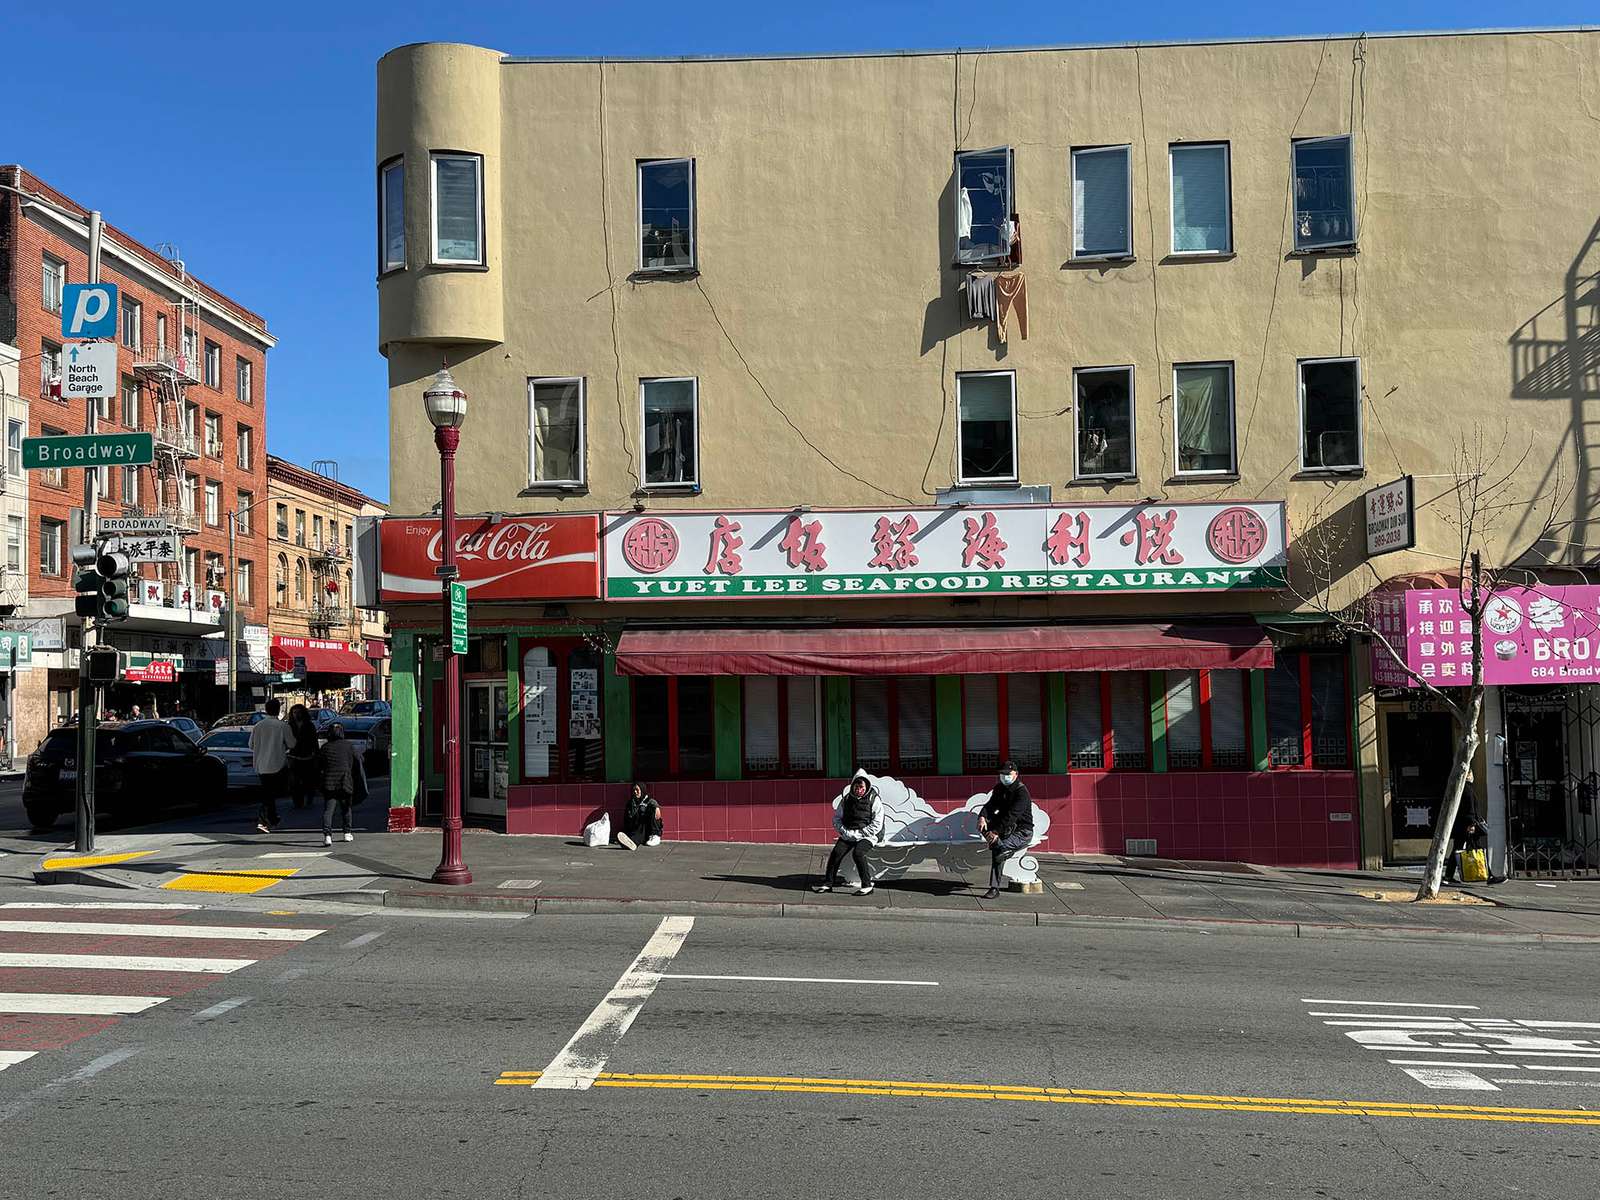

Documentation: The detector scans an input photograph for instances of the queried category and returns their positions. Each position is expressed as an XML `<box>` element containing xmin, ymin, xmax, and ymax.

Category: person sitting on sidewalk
<box><xmin>617</xmin><ymin>783</ymin><xmax>664</xmax><ymax>851</ymax></box>
<box><xmin>815</xmin><ymin>769</ymin><xmax>885</xmax><ymax>896</ymax></box>
<box><xmin>978</xmin><ymin>759</ymin><xmax>1034</xmax><ymax>900</ymax></box>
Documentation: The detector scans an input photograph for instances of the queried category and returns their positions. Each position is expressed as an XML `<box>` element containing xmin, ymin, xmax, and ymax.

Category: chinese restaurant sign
<box><xmin>603</xmin><ymin>503</ymin><xmax>1287</xmax><ymax>600</ymax></box>
<box><xmin>1372</xmin><ymin>585</ymin><xmax>1600</xmax><ymax>686</ymax></box>
<box><xmin>378</xmin><ymin>515</ymin><xmax>600</xmax><ymax>603</ymax></box>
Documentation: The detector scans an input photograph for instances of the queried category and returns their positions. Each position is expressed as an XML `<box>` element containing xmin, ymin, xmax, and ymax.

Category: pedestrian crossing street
<box><xmin>0</xmin><ymin>901</ymin><xmax>328</xmax><ymax>1077</ymax></box>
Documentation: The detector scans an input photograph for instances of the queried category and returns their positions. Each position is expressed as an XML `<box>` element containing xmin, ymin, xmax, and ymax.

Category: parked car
<box><xmin>308</xmin><ymin>707</ymin><xmax>340</xmax><ymax>731</ymax></box>
<box><xmin>163</xmin><ymin>716</ymin><xmax>205</xmax><ymax>743</ymax></box>
<box><xmin>199</xmin><ymin>728</ymin><xmax>259</xmax><ymax>792</ymax></box>
<box><xmin>23</xmin><ymin>720</ymin><xmax>228</xmax><ymax>831</ymax></box>
<box><xmin>209</xmin><ymin>711</ymin><xmax>268</xmax><ymax>732</ymax></box>
<box><xmin>343</xmin><ymin>699</ymin><xmax>391</xmax><ymax>718</ymax></box>
<box><xmin>336</xmin><ymin>716</ymin><xmax>392</xmax><ymax>776</ymax></box>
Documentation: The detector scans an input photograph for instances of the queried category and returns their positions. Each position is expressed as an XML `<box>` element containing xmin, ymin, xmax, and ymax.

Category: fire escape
<box><xmin>130</xmin><ymin>290</ymin><xmax>202</xmax><ymax>607</ymax></box>
<box><xmin>307</xmin><ymin>459</ymin><xmax>349</xmax><ymax>640</ymax></box>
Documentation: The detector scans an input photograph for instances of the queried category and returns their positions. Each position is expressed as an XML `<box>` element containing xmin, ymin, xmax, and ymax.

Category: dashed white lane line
<box><xmin>342</xmin><ymin>931</ymin><xmax>384</xmax><ymax>949</ymax></box>
<box><xmin>1</xmin><ymin>902</ymin><xmax>202</xmax><ymax>911</ymax></box>
<box><xmin>661</xmin><ymin>974</ymin><xmax>938</xmax><ymax>987</ymax></box>
<box><xmin>0</xmin><ymin>1050</ymin><xmax>37</xmax><ymax>1072</ymax></box>
<box><xmin>533</xmin><ymin>915</ymin><xmax>694</xmax><ymax>1092</ymax></box>
<box><xmin>1302</xmin><ymin>999</ymin><xmax>1479</xmax><ymax>1010</ymax></box>
<box><xmin>189</xmin><ymin>997</ymin><xmax>251</xmax><ymax>1023</ymax></box>
<box><xmin>1402</xmin><ymin>1068</ymin><xmax>1500</xmax><ymax>1091</ymax></box>
<box><xmin>0</xmin><ymin>992</ymin><xmax>166</xmax><ymax>1015</ymax></box>
<box><xmin>0</xmin><ymin>952</ymin><xmax>254</xmax><ymax>973</ymax></box>
<box><xmin>0</xmin><ymin>921</ymin><xmax>320</xmax><ymax>941</ymax></box>
<box><xmin>257</xmin><ymin>852</ymin><xmax>333</xmax><ymax>859</ymax></box>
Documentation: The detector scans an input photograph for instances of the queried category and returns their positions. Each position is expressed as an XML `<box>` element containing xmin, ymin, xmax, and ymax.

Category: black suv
<box><xmin>23</xmin><ymin>720</ymin><xmax>229</xmax><ymax>831</ymax></box>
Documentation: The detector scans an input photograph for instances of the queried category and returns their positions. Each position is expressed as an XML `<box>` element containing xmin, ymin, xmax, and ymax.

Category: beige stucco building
<box><xmin>374</xmin><ymin>30</ymin><xmax>1600</xmax><ymax>873</ymax></box>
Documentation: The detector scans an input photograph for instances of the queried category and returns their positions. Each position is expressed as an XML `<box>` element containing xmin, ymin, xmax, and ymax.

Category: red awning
<box><xmin>269</xmin><ymin>644</ymin><xmax>376</xmax><ymax>677</ymax></box>
<box><xmin>614</xmin><ymin>624</ymin><xmax>1274</xmax><ymax>677</ymax></box>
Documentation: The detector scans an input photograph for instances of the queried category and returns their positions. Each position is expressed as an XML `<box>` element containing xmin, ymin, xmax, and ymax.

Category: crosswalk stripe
<box><xmin>0</xmin><ymin>1050</ymin><xmax>38</xmax><ymax>1072</ymax></box>
<box><xmin>0</xmin><ymin>921</ymin><xmax>322</xmax><ymax>942</ymax></box>
<box><xmin>1</xmin><ymin>902</ymin><xmax>202</xmax><ymax>911</ymax></box>
<box><xmin>0</xmin><ymin>952</ymin><xmax>254</xmax><ymax>973</ymax></box>
<box><xmin>0</xmin><ymin>992</ymin><xmax>166</xmax><ymax>1015</ymax></box>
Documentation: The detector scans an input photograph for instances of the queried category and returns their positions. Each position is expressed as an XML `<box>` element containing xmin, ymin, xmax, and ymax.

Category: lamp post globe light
<box><xmin>427</xmin><ymin>366</ymin><xmax>471</xmax><ymax>885</ymax></box>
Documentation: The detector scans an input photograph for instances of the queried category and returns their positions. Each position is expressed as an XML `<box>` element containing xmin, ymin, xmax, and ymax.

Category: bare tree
<box><xmin>1288</xmin><ymin>432</ymin><xmax>1563</xmax><ymax>900</ymax></box>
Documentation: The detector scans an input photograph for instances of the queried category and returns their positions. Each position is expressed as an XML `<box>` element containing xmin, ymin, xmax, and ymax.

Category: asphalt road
<box><xmin>1</xmin><ymin>891</ymin><xmax>1597</xmax><ymax>1199</ymax></box>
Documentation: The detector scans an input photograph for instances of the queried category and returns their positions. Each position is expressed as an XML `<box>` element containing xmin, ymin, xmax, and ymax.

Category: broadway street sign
<box><xmin>23</xmin><ymin>433</ymin><xmax>155</xmax><ymax>470</ymax></box>
<box><xmin>604</xmin><ymin>501</ymin><xmax>1288</xmax><ymax>600</ymax></box>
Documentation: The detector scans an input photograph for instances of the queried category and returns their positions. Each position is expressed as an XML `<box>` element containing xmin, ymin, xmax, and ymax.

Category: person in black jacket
<box><xmin>617</xmin><ymin>783</ymin><xmax>664</xmax><ymax>851</ymax></box>
<box><xmin>1442</xmin><ymin>773</ymin><xmax>1496</xmax><ymax>884</ymax></box>
<box><xmin>978</xmin><ymin>759</ymin><xmax>1034</xmax><ymax>899</ymax></box>
<box><xmin>315</xmin><ymin>723</ymin><xmax>368</xmax><ymax>847</ymax></box>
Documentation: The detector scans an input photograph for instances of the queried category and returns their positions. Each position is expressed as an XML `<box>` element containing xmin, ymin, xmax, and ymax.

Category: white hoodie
<box><xmin>834</xmin><ymin>769</ymin><xmax>886</xmax><ymax>845</ymax></box>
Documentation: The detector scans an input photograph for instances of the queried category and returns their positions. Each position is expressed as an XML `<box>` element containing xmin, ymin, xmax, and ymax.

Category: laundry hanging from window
<box><xmin>955</xmin><ymin>147</ymin><xmax>1014</xmax><ymax>264</ymax></box>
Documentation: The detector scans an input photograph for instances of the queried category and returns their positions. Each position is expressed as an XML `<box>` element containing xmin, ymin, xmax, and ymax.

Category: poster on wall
<box><xmin>569</xmin><ymin>668</ymin><xmax>600</xmax><ymax>739</ymax></box>
<box><xmin>522</xmin><ymin>666</ymin><xmax>558</xmax><ymax>747</ymax></box>
<box><xmin>603</xmin><ymin>501</ymin><xmax>1287</xmax><ymax>600</ymax></box>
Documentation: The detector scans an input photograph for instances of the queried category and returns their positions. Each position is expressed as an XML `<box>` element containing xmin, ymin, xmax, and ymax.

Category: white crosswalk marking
<box><xmin>0</xmin><ymin>921</ymin><xmax>320</xmax><ymax>941</ymax></box>
<box><xmin>0</xmin><ymin>992</ymin><xmax>166</xmax><ymax>1015</ymax></box>
<box><xmin>0</xmin><ymin>952</ymin><xmax>255</xmax><ymax>973</ymax></box>
<box><xmin>0</xmin><ymin>1050</ymin><xmax>37</xmax><ymax>1072</ymax></box>
<box><xmin>1</xmin><ymin>902</ymin><xmax>202</xmax><ymax>911</ymax></box>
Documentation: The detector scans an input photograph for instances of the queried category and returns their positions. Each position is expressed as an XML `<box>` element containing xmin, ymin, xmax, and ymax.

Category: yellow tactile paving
<box><xmin>40</xmin><ymin>850</ymin><xmax>156</xmax><ymax>870</ymax></box>
<box><xmin>161</xmin><ymin>868</ymin><xmax>299</xmax><ymax>895</ymax></box>
<box><xmin>492</xmin><ymin>1071</ymin><xmax>1600</xmax><ymax>1127</ymax></box>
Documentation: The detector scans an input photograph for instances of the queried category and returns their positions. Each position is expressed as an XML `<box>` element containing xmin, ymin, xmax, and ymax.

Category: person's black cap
<box><xmin>1001</xmin><ymin>759</ymin><xmax>1018</xmax><ymax>773</ymax></box>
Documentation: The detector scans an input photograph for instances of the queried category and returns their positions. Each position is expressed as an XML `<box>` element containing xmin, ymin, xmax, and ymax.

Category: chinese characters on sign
<box><xmin>1376</xmin><ymin>585</ymin><xmax>1600</xmax><ymax>686</ymax></box>
<box><xmin>1364</xmin><ymin>477</ymin><xmax>1416</xmax><ymax>557</ymax></box>
<box><xmin>606</xmin><ymin>502</ymin><xmax>1288</xmax><ymax>599</ymax></box>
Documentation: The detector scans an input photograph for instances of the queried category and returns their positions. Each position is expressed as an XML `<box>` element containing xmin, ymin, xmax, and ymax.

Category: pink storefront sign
<box><xmin>1386</xmin><ymin>585</ymin><xmax>1600</xmax><ymax>686</ymax></box>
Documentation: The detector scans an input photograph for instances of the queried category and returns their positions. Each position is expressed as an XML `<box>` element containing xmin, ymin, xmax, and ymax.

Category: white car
<box><xmin>199</xmin><ymin>728</ymin><xmax>259</xmax><ymax>791</ymax></box>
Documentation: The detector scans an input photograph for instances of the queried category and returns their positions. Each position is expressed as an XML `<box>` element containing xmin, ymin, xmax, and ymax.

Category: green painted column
<box><xmin>823</xmin><ymin>676</ymin><xmax>852</xmax><ymax>777</ymax></box>
<box><xmin>603</xmin><ymin>652</ymin><xmax>632</xmax><ymax>783</ymax></box>
<box><xmin>1249</xmin><ymin>669</ymin><xmax>1270</xmax><ymax>771</ymax></box>
<box><xmin>506</xmin><ymin>636</ymin><xmax>522</xmax><ymax>787</ymax></box>
<box><xmin>1149</xmin><ymin>670</ymin><xmax>1168</xmax><ymax>773</ymax></box>
<box><xmin>422</xmin><ymin>637</ymin><xmax>442</xmax><ymax>789</ymax></box>
<box><xmin>713</xmin><ymin>676</ymin><xmax>742</xmax><ymax>780</ymax></box>
<box><xmin>1046</xmin><ymin>673</ymin><xmax>1068</xmax><ymax>774</ymax></box>
<box><xmin>390</xmin><ymin>630</ymin><xmax>419</xmax><ymax>809</ymax></box>
<box><xmin>935</xmin><ymin>676</ymin><xmax>963</xmax><ymax>775</ymax></box>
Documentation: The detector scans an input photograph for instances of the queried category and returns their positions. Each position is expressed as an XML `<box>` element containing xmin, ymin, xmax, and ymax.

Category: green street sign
<box><xmin>449</xmin><ymin>580</ymin><xmax>468</xmax><ymax>654</ymax></box>
<box><xmin>23</xmin><ymin>433</ymin><xmax>155</xmax><ymax>470</ymax></box>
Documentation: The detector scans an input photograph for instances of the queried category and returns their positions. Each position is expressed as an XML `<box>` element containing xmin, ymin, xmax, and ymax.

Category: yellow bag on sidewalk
<box><xmin>1460</xmin><ymin>848</ymin><xmax>1489</xmax><ymax>883</ymax></box>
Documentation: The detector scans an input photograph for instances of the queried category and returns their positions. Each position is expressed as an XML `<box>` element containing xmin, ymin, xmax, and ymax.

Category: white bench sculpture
<box><xmin>828</xmin><ymin>773</ymin><xmax>1050</xmax><ymax>889</ymax></box>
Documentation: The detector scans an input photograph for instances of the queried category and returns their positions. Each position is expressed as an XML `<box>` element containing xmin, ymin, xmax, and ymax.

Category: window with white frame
<box><xmin>204</xmin><ymin>480</ymin><xmax>219</xmax><ymax>527</ymax></box>
<box><xmin>6</xmin><ymin>419</ymin><xmax>21</xmax><ymax>476</ymax></box>
<box><xmin>204</xmin><ymin>411</ymin><xmax>222</xmax><ymax>457</ymax></box>
<box><xmin>237</xmin><ymin>491</ymin><xmax>252</xmax><ymax>534</ymax></box>
<box><xmin>204</xmin><ymin>341</ymin><xmax>221</xmax><ymax>389</ymax></box>
<box><xmin>528</xmin><ymin>378</ymin><xmax>585</xmax><ymax>487</ymax></box>
<box><xmin>121</xmin><ymin>466</ymin><xmax>140</xmax><ymax>508</ymax></box>
<box><xmin>1173</xmin><ymin>362</ymin><xmax>1235</xmax><ymax>475</ymax></box>
<box><xmin>235</xmin><ymin>424</ymin><xmax>252</xmax><ymax>469</ymax></box>
<box><xmin>181</xmin><ymin>472</ymin><xmax>198</xmax><ymax>520</ymax></box>
<box><xmin>1169</xmin><ymin>142</ymin><xmax>1232</xmax><ymax>254</ymax></box>
<box><xmin>183</xmin><ymin>327</ymin><xmax>197</xmax><ymax>367</ymax></box>
<box><xmin>275</xmin><ymin>503</ymin><xmax>288</xmax><ymax>540</ymax></box>
<box><xmin>39</xmin><ymin>518</ymin><xmax>63</xmax><ymax>576</ymax></box>
<box><xmin>1074</xmin><ymin>365</ymin><xmax>1135</xmax><ymax>478</ymax></box>
<box><xmin>1292</xmin><ymin>135</ymin><xmax>1355</xmax><ymax>251</ymax></box>
<box><xmin>430</xmin><ymin>152</ymin><xmax>483</xmax><ymax>265</ymax></box>
<box><xmin>236</xmin><ymin>559</ymin><xmax>253</xmax><ymax>604</ymax></box>
<box><xmin>640</xmin><ymin>378</ymin><xmax>698</xmax><ymax>488</ymax></box>
<box><xmin>121</xmin><ymin>376</ymin><xmax>140</xmax><ymax>428</ymax></box>
<box><xmin>94</xmin><ymin>465</ymin><xmax>111</xmax><ymax>502</ymax></box>
<box><xmin>236</xmin><ymin>357</ymin><xmax>252</xmax><ymax>404</ymax></box>
<box><xmin>6</xmin><ymin>515</ymin><xmax>22</xmax><ymax>572</ymax></box>
<box><xmin>156</xmin><ymin>313</ymin><xmax>168</xmax><ymax>353</ymax></box>
<box><xmin>38</xmin><ymin>425</ymin><xmax>66</xmax><ymax>488</ymax></box>
<box><xmin>1071</xmin><ymin>145</ymin><xmax>1133</xmax><ymax>259</ymax></box>
<box><xmin>637</xmin><ymin>159</ymin><xmax>695</xmax><ymax>271</ymax></box>
<box><xmin>1299</xmin><ymin>357</ymin><xmax>1362</xmax><ymax>472</ymax></box>
<box><xmin>956</xmin><ymin>371</ymin><xmax>1017</xmax><ymax>484</ymax></box>
<box><xmin>955</xmin><ymin>147</ymin><xmax>1014</xmax><ymax>264</ymax></box>
<box><xmin>42</xmin><ymin>255</ymin><xmax>65</xmax><ymax>313</ymax></box>
<box><xmin>379</xmin><ymin>157</ymin><xmax>405</xmax><ymax>272</ymax></box>
<box><xmin>40</xmin><ymin>340</ymin><xmax>62</xmax><ymax>398</ymax></box>
<box><xmin>122</xmin><ymin>297</ymin><xmax>141</xmax><ymax>350</ymax></box>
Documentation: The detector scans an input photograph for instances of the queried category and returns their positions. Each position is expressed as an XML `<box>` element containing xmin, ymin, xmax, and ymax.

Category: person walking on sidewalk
<box><xmin>617</xmin><ymin>783</ymin><xmax>664</xmax><ymax>851</ymax></box>
<box><xmin>316</xmin><ymin>722</ymin><xmax>367</xmax><ymax>847</ymax></box>
<box><xmin>978</xmin><ymin>760</ymin><xmax>1034</xmax><ymax>899</ymax></box>
<box><xmin>248</xmin><ymin>698</ymin><xmax>291</xmax><ymax>834</ymax></box>
<box><xmin>815</xmin><ymin>769</ymin><xmax>885</xmax><ymax>896</ymax></box>
<box><xmin>287</xmin><ymin>704</ymin><xmax>321</xmax><ymax>810</ymax></box>
<box><xmin>1442</xmin><ymin>772</ymin><xmax>1502</xmax><ymax>884</ymax></box>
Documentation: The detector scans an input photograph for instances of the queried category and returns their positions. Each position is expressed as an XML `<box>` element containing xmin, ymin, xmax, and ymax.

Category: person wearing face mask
<box><xmin>977</xmin><ymin>759</ymin><xmax>1034</xmax><ymax>899</ymax></box>
<box><xmin>815</xmin><ymin>769</ymin><xmax>885</xmax><ymax>896</ymax></box>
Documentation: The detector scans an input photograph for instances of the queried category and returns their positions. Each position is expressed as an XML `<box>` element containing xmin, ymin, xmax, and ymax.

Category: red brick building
<box><xmin>1</xmin><ymin>165</ymin><xmax>274</xmax><ymax>726</ymax></box>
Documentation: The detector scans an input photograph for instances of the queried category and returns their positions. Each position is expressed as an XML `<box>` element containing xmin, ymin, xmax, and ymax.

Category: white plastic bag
<box><xmin>583</xmin><ymin>812</ymin><xmax>611</xmax><ymax>848</ymax></box>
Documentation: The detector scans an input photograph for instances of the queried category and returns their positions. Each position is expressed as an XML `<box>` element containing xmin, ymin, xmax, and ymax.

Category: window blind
<box><xmin>786</xmin><ymin>676</ymin><xmax>822</xmax><ymax>771</ymax></box>
<box><xmin>1073</xmin><ymin>147</ymin><xmax>1131</xmax><ymax>256</ymax></box>
<box><xmin>743</xmin><ymin>677</ymin><xmax>781</xmax><ymax>773</ymax></box>
<box><xmin>1165</xmin><ymin>671</ymin><xmax>1202</xmax><ymax>768</ymax></box>
<box><xmin>1209</xmin><ymin>670</ymin><xmax>1249</xmax><ymax>768</ymax></box>
<box><xmin>854</xmin><ymin>678</ymin><xmax>890</xmax><ymax>772</ymax></box>
<box><xmin>1109</xmin><ymin>673</ymin><xmax>1148</xmax><ymax>769</ymax></box>
<box><xmin>1170</xmin><ymin>144</ymin><xmax>1229</xmax><ymax>252</ymax></box>
<box><xmin>965</xmin><ymin>675</ymin><xmax>1001</xmax><ymax>769</ymax></box>
<box><xmin>897</xmin><ymin>676</ymin><xmax>935</xmax><ymax>773</ymax></box>
<box><xmin>1266</xmin><ymin>659</ymin><xmax>1304</xmax><ymax>766</ymax></box>
<box><xmin>1309</xmin><ymin>656</ymin><xmax>1349</xmax><ymax>767</ymax></box>
<box><xmin>1006</xmin><ymin>674</ymin><xmax>1045</xmax><ymax>769</ymax></box>
<box><xmin>1067</xmin><ymin>674</ymin><xmax>1104</xmax><ymax>768</ymax></box>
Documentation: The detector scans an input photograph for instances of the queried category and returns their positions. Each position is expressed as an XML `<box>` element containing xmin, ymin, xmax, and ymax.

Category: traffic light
<box><xmin>72</xmin><ymin>547</ymin><xmax>131</xmax><ymax>622</ymax></box>
<box><xmin>84</xmin><ymin>646</ymin><xmax>120</xmax><ymax>685</ymax></box>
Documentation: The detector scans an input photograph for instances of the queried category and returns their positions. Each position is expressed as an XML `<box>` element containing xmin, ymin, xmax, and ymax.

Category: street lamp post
<box><xmin>424</xmin><ymin>367</ymin><xmax>471</xmax><ymax>886</ymax></box>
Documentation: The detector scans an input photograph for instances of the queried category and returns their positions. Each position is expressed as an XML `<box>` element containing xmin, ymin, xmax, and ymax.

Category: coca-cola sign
<box><xmin>378</xmin><ymin>514</ymin><xmax>600</xmax><ymax>603</ymax></box>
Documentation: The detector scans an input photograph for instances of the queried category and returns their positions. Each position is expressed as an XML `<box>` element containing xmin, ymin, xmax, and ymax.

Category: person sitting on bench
<box><xmin>978</xmin><ymin>760</ymin><xmax>1034</xmax><ymax>899</ymax></box>
<box><xmin>816</xmin><ymin>769</ymin><xmax>885</xmax><ymax>896</ymax></box>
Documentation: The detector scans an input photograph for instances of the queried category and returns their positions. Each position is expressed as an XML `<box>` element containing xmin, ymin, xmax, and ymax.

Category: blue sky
<box><xmin>4</xmin><ymin>1</ymin><xmax>1592</xmax><ymax>502</ymax></box>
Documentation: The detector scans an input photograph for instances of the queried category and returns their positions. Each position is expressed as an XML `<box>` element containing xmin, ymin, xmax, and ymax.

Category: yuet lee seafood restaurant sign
<box><xmin>603</xmin><ymin>502</ymin><xmax>1287</xmax><ymax>600</ymax></box>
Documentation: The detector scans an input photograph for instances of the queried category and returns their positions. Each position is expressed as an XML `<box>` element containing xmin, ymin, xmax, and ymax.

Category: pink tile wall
<box><xmin>505</xmin><ymin>770</ymin><xmax>1360</xmax><ymax>869</ymax></box>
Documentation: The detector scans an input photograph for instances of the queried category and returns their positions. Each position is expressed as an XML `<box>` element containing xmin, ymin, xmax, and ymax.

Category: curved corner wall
<box><xmin>376</xmin><ymin>42</ymin><xmax>505</xmax><ymax>352</ymax></box>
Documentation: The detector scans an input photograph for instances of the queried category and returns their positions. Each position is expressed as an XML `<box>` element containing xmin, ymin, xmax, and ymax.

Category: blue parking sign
<box><xmin>61</xmin><ymin>283</ymin><xmax>119</xmax><ymax>340</ymax></box>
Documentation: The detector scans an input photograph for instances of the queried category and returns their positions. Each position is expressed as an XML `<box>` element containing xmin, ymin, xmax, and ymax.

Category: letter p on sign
<box><xmin>61</xmin><ymin>283</ymin><xmax>119</xmax><ymax>340</ymax></box>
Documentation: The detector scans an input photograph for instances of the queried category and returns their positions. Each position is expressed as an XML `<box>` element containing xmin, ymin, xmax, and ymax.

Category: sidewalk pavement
<box><xmin>5</xmin><ymin>801</ymin><xmax>1600</xmax><ymax>943</ymax></box>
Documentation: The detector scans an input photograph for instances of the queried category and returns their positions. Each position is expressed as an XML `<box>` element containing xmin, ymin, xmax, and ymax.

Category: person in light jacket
<box><xmin>815</xmin><ymin>769</ymin><xmax>885</xmax><ymax>896</ymax></box>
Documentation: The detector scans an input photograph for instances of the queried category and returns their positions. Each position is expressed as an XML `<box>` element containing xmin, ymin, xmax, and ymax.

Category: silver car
<box><xmin>199</xmin><ymin>728</ymin><xmax>259</xmax><ymax>791</ymax></box>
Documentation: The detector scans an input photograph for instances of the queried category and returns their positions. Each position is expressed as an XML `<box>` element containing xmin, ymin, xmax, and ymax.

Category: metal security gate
<box><xmin>1505</xmin><ymin>687</ymin><xmax>1600</xmax><ymax>878</ymax></box>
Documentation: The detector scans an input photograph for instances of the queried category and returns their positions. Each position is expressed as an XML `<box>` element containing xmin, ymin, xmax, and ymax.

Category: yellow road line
<box><xmin>162</xmin><ymin>868</ymin><xmax>299</xmax><ymax>895</ymax></box>
<box><xmin>490</xmin><ymin>1071</ymin><xmax>1600</xmax><ymax>1126</ymax></box>
<box><xmin>41</xmin><ymin>850</ymin><xmax>155</xmax><ymax>870</ymax></box>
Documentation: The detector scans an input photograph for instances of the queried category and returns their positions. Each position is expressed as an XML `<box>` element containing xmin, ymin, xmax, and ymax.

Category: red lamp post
<box><xmin>424</xmin><ymin>366</ymin><xmax>471</xmax><ymax>886</ymax></box>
